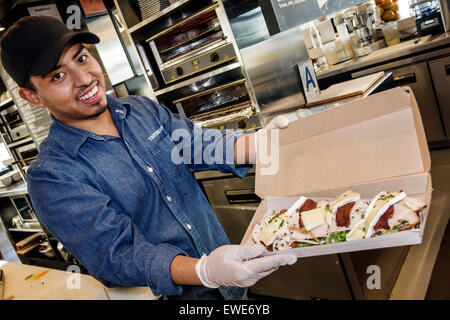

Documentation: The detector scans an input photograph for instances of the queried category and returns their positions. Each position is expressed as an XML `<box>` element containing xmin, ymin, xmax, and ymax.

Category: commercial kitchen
<box><xmin>0</xmin><ymin>0</ymin><xmax>449</xmax><ymax>300</ymax></box>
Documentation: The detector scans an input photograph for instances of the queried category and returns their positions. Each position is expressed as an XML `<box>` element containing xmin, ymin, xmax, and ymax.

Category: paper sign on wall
<box><xmin>27</xmin><ymin>4</ymin><xmax>63</xmax><ymax>22</ymax></box>
<box><xmin>298</xmin><ymin>59</ymin><xmax>320</xmax><ymax>102</ymax></box>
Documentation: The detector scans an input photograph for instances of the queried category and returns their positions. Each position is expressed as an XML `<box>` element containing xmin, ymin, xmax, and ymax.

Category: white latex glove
<box><xmin>195</xmin><ymin>244</ymin><xmax>297</xmax><ymax>288</ymax></box>
<box><xmin>254</xmin><ymin>115</ymin><xmax>289</xmax><ymax>154</ymax></box>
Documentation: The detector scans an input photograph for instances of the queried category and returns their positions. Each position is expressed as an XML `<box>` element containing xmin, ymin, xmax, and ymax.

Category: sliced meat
<box><xmin>261</xmin><ymin>240</ymin><xmax>273</xmax><ymax>251</ymax></box>
<box><xmin>298</xmin><ymin>199</ymin><xmax>317</xmax><ymax>228</ymax></box>
<box><xmin>276</xmin><ymin>209</ymin><xmax>287</xmax><ymax>216</ymax></box>
<box><xmin>335</xmin><ymin>201</ymin><xmax>355</xmax><ymax>227</ymax></box>
<box><xmin>374</xmin><ymin>205</ymin><xmax>395</xmax><ymax>231</ymax></box>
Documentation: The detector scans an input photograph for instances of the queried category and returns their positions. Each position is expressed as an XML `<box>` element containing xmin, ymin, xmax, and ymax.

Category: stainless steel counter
<box><xmin>316</xmin><ymin>32</ymin><xmax>450</xmax><ymax>80</ymax></box>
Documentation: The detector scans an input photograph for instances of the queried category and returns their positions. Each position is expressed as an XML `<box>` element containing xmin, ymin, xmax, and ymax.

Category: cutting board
<box><xmin>306</xmin><ymin>71</ymin><xmax>385</xmax><ymax>107</ymax></box>
<box><xmin>0</xmin><ymin>262</ymin><xmax>157</xmax><ymax>300</ymax></box>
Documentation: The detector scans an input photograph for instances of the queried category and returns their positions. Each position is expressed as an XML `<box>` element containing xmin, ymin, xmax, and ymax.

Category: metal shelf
<box><xmin>7</xmin><ymin>136</ymin><xmax>33</xmax><ymax>149</ymax></box>
<box><xmin>0</xmin><ymin>98</ymin><xmax>14</xmax><ymax>111</ymax></box>
<box><xmin>8</xmin><ymin>228</ymin><xmax>43</xmax><ymax>233</ymax></box>
<box><xmin>128</xmin><ymin>0</ymin><xmax>194</xmax><ymax>34</ymax></box>
<box><xmin>153</xmin><ymin>61</ymin><xmax>241</xmax><ymax>96</ymax></box>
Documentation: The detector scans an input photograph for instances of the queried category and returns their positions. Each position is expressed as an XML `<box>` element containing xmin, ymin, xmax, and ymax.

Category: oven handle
<box><xmin>393</xmin><ymin>73</ymin><xmax>417</xmax><ymax>86</ymax></box>
<box><xmin>225</xmin><ymin>189</ymin><xmax>260</xmax><ymax>204</ymax></box>
<box><xmin>172</xmin><ymin>79</ymin><xmax>246</xmax><ymax>104</ymax></box>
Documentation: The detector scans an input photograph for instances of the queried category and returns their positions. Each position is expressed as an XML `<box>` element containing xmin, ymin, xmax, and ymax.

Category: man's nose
<box><xmin>71</xmin><ymin>67</ymin><xmax>92</xmax><ymax>87</ymax></box>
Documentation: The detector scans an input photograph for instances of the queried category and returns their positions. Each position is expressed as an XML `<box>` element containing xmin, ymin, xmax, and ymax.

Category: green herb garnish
<box><xmin>326</xmin><ymin>231</ymin><xmax>350</xmax><ymax>244</ymax></box>
<box><xmin>24</xmin><ymin>274</ymin><xmax>34</xmax><ymax>280</ymax></box>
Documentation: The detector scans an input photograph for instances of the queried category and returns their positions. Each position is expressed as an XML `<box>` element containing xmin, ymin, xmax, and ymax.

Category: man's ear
<box><xmin>18</xmin><ymin>87</ymin><xmax>45</xmax><ymax>108</ymax></box>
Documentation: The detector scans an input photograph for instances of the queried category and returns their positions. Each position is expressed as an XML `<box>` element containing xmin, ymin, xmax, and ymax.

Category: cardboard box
<box><xmin>241</xmin><ymin>87</ymin><xmax>432</xmax><ymax>258</ymax></box>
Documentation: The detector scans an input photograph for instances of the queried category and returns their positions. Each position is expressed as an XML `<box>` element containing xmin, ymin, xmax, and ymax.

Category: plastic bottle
<box><xmin>309</xmin><ymin>22</ymin><xmax>322</xmax><ymax>48</ymax></box>
<box><xmin>335</xmin><ymin>13</ymin><xmax>354</xmax><ymax>59</ymax></box>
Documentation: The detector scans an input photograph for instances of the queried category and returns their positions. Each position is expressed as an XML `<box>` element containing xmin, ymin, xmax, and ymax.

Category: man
<box><xmin>0</xmin><ymin>16</ymin><xmax>296</xmax><ymax>300</ymax></box>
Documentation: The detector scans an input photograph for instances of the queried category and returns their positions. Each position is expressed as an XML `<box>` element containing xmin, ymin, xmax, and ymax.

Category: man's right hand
<box><xmin>195</xmin><ymin>244</ymin><xmax>297</xmax><ymax>288</ymax></box>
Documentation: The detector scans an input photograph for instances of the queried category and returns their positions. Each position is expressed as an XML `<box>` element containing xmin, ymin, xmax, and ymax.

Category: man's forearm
<box><xmin>170</xmin><ymin>255</ymin><xmax>202</xmax><ymax>285</ymax></box>
<box><xmin>234</xmin><ymin>133</ymin><xmax>256</xmax><ymax>165</ymax></box>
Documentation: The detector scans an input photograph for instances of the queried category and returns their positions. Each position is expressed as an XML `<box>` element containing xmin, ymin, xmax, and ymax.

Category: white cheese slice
<box><xmin>283</xmin><ymin>196</ymin><xmax>308</xmax><ymax>218</ymax></box>
<box><xmin>331</xmin><ymin>191</ymin><xmax>361</xmax><ymax>215</ymax></box>
<box><xmin>365</xmin><ymin>191</ymin><xmax>407</xmax><ymax>238</ymax></box>
<box><xmin>258</xmin><ymin>217</ymin><xmax>287</xmax><ymax>246</ymax></box>
<box><xmin>346</xmin><ymin>220</ymin><xmax>366</xmax><ymax>241</ymax></box>
<box><xmin>300</xmin><ymin>207</ymin><xmax>327</xmax><ymax>231</ymax></box>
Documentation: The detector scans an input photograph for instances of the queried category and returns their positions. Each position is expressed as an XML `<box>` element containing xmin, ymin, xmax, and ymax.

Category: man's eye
<box><xmin>52</xmin><ymin>72</ymin><xmax>64</xmax><ymax>81</ymax></box>
<box><xmin>78</xmin><ymin>55</ymin><xmax>87</xmax><ymax>63</ymax></box>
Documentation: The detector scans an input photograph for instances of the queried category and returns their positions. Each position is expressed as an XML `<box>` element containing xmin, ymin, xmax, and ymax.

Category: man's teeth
<box><xmin>79</xmin><ymin>85</ymin><xmax>98</xmax><ymax>101</ymax></box>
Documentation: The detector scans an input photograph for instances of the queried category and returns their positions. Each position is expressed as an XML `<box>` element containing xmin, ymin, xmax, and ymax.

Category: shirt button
<box><xmin>186</xmin><ymin>224</ymin><xmax>192</xmax><ymax>230</ymax></box>
<box><xmin>147</xmin><ymin>167</ymin><xmax>153</xmax><ymax>173</ymax></box>
<box><xmin>166</xmin><ymin>195</ymin><xmax>172</xmax><ymax>202</ymax></box>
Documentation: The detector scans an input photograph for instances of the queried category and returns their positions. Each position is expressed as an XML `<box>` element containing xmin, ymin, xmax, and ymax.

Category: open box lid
<box><xmin>255</xmin><ymin>86</ymin><xmax>431</xmax><ymax>198</ymax></box>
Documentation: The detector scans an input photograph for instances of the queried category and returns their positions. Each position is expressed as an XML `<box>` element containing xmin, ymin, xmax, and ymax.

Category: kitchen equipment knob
<box><xmin>210</xmin><ymin>52</ymin><xmax>219</xmax><ymax>62</ymax></box>
<box><xmin>237</xmin><ymin>120</ymin><xmax>247</xmax><ymax>129</ymax></box>
<box><xmin>175</xmin><ymin>67</ymin><xmax>183</xmax><ymax>76</ymax></box>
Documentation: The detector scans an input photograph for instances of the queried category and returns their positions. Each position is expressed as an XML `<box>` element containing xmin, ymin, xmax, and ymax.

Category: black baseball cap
<box><xmin>0</xmin><ymin>16</ymin><xmax>100</xmax><ymax>87</ymax></box>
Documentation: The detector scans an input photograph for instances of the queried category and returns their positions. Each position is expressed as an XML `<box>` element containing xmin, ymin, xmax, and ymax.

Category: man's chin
<box><xmin>90</xmin><ymin>103</ymin><xmax>108</xmax><ymax>118</ymax></box>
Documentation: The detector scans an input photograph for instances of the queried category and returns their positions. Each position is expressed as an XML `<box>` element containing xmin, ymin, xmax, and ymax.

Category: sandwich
<box><xmin>346</xmin><ymin>191</ymin><xmax>426</xmax><ymax>241</ymax></box>
<box><xmin>251</xmin><ymin>196</ymin><xmax>330</xmax><ymax>250</ymax></box>
<box><xmin>251</xmin><ymin>190</ymin><xmax>427</xmax><ymax>251</ymax></box>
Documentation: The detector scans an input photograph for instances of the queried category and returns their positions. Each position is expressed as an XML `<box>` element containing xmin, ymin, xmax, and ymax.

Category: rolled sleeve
<box><xmin>213</xmin><ymin>130</ymin><xmax>252</xmax><ymax>178</ymax></box>
<box><xmin>148</xmin><ymin>243</ymin><xmax>187</xmax><ymax>296</ymax></box>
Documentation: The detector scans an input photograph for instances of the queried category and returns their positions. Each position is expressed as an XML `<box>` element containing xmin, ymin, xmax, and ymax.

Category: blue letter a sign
<box><xmin>298</xmin><ymin>59</ymin><xmax>320</xmax><ymax>102</ymax></box>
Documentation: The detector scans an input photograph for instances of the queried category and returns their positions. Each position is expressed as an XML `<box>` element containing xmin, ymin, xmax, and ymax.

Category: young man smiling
<box><xmin>0</xmin><ymin>16</ymin><xmax>296</xmax><ymax>300</ymax></box>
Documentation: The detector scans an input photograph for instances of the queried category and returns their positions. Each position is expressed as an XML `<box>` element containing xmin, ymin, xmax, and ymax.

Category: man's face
<box><xmin>24</xmin><ymin>42</ymin><xmax>107</xmax><ymax>124</ymax></box>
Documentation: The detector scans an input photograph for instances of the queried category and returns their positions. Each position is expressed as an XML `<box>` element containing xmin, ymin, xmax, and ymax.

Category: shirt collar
<box><xmin>49</xmin><ymin>95</ymin><xmax>131</xmax><ymax>157</ymax></box>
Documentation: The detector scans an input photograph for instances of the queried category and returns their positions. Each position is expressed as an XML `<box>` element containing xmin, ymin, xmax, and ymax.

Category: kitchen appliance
<box><xmin>0</xmin><ymin>169</ymin><xmax>21</xmax><ymax>187</ymax></box>
<box><xmin>346</xmin><ymin>2</ymin><xmax>376</xmax><ymax>57</ymax></box>
<box><xmin>10</xmin><ymin>195</ymin><xmax>39</xmax><ymax>229</ymax></box>
<box><xmin>15</xmin><ymin>143</ymin><xmax>38</xmax><ymax>167</ymax></box>
<box><xmin>0</xmin><ymin>105</ymin><xmax>28</xmax><ymax>141</ymax></box>
<box><xmin>145</xmin><ymin>3</ymin><xmax>237</xmax><ymax>84</ymax></box>
<box><xmin>38</xmin><ymin>241</ymin><xmax>56</xmax><ymax>258</ymax></box>
<box><xmin>137</xmin><ymin>0</ymin><xmax>181</xmax><ymax>20</ymax></box>
<box><xmin>354</xmin><ymin>3</ymin><xmax>376</xmax><ymax>45</ymax></box>
<box><xmin>173</xmin><ymin>78</ymin><xmax>261</xmax><ymax>130</ymax></box>
<box><xmin>9</xmin><ymin>124</ymin><xmax>30</xmax><ymax>142</ymax></box>
<box><xmin>410</xmin><ymin>0</ymin><xmax>444</xmax><ymax>36</ymax></box>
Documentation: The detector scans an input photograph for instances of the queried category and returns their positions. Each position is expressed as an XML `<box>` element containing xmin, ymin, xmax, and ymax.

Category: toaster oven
<box><xmin>145</xmin><ymin>3</ymin><xmax>237</xmax><ymax>84</ymax></box>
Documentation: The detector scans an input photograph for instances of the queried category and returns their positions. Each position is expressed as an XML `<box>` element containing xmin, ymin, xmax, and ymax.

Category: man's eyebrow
<box><xmin>50</xmin><ymin>44</ymin><xmax>86</xmax><ymax>72</ymax></box>
<box><xmin>72</xmin><ymin>44</ymin><xmax>86</xmax><ymax>59</ymax></box>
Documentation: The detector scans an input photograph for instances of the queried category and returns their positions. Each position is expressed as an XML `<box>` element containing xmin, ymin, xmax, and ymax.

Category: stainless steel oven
<box><xmin>145</xmin><ymin>3</ymin><xmax>237</xmax><ymax>84</ymax></box>
<box><xmin>173</xmin><ymin>78</ymin><xmax>261</xmax><ymax>130</ymax></box>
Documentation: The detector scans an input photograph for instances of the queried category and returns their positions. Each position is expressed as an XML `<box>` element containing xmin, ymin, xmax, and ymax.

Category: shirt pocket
<box><xmin>149</xmin><ymin>128</ymin><xmax>191</xmax><ymax>182</ymax></box>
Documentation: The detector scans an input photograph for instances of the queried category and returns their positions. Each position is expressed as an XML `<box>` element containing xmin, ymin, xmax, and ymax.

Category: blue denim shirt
<box><xmin>27</xmin><ymin>95</ymin><xmax>251</xmax><ymax>300</ymax></box>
